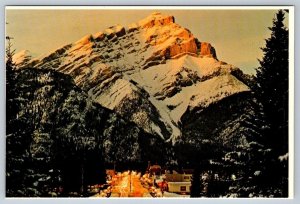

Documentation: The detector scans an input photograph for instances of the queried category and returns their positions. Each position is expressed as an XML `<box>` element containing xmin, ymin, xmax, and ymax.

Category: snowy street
<box><xmin>93</xmin><ymin>170</ymin><xmax>192</xmax><ymax>198</ymax></box>
<box><xmin>94</xmin><ymin>171</ymin><xmax>151</xmax><ymax>197</ymax></box>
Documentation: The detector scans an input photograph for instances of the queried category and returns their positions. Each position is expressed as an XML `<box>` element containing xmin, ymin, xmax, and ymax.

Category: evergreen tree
<box><xmin>255</xmin><ymin>10</ymin><xmax>289</xmax><ymax>155</ymax></box>
<box><xmin>6</xmin><ymin>36</ymin><xmax>15</xmax><ymax>75</ymax></box>
<box><xmin>6</xmin><ymin>36</ymin><xmax>17</xmax><ymax>123</ymax></box>
<box><xmin>190</xmin><ymin>167</ymin><xmax>201</xmax><ymax>197</ymax></box>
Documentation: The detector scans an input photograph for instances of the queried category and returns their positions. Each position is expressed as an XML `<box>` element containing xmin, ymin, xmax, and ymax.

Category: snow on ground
<box><xmin>130</xmin><ymin>54</ymin><xmax>244</xmax><ymax>120</ymax></box>
<box><xmin>148</xmin><ymin>96</ymin><xmax>181</xmax><ymax>141</ymax></box>
<box><xmin>89</xmin><ymin>63</ymin><xmax>109</xmax><ymax>82</ymax></box>
<box><xmin>131</xmin><ymin>55</ymin><xmax>235</xmax><ymax>97</ymax></box>
<box><xmin>163</xmin><ymin>192</ymin><xmax>190</xmax><ymax>197</ymax></box>
<box><xmin>164</xmin><ymin>74</ymin><xmax>249</xmax><ymax>125</ymax></box>
<box><xmin>92</xmin><ymin>78</ymin><xmax>136</xmax><ymax>110</ymax></box>
<box><xmin>188</xmin><ymin>74</ymin><xmax>250</xmax><ymax>109</ymax></box>
<box><xmin>128</xmin><ymin>54</ymin><xmax>248</xmax><ymax>142</ymax></box>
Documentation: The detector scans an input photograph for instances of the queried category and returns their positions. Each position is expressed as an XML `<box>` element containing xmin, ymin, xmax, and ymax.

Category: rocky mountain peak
<box><xmin>199</xmin><ymin>42</ymin><xmax>218</xmax><ymax>59</ymax></box>
<box><xmin>138</xmin><ymin>12</ymin><xmax>175</xmax><ymax>29</ymax></box>
<box><xmin>137</xmin><ymin>13</ymin><xmax>199</xmax><ymax>62</ymax></box>
<box><xmin>12</xmin><ymin>13</ymin><xmax>250</xmax><ymax>143</ymax></box>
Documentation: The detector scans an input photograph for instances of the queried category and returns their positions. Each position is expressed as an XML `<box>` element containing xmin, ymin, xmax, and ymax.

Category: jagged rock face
<box><xmin>139</xmin><ymin>12</ymin><xmax>198</xmax><ymax>60</ymax></box>
<box><xmin>15</xmin><ymin>12</ymin><xmax>250</xmax><ymax>144</ymax></box>
<box><xmin>199</xmin><ymin>42</ymin><xmax>217</xmax><ymax>59</ymax></box>
<box><xmin>139</xmin><ymin>12</ymin><xmax>175</xmax><ymax>28</ymax></box>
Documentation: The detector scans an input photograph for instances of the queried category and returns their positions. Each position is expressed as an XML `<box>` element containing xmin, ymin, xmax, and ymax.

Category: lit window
<box><xmin>180</xmin><ymin>186</ymin><xmax>186</xmax><ymax>191</ymax></box>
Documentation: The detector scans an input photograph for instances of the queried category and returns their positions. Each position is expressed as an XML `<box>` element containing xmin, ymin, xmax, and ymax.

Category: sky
<box><xmin>5</xmin><ymin>8</ymin><xmax>289</xmax><ymax>74</ymax></box>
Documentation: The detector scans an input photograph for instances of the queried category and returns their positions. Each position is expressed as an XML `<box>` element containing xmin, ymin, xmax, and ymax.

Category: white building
<box><xmin>165</xmin><ymin>170</ymin><xmax>193</xmax><ymax>194</ymax></box>
<box><xmin>167</xmin><ymin>182</ymin><xmax>191</xmax><ymax>194</ymax></box>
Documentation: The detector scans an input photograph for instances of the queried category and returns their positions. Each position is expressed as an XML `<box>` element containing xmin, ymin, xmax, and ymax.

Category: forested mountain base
<box><xmin>6</xmin><ymin>68</ymin><xmax>165</xmax><ymax>196</ymax></box>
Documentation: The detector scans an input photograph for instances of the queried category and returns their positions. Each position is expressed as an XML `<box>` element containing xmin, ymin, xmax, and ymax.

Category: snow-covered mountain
<box><xmin>15</xmin><ymin>12</ymin><xmax>250</xmax><ymax>144</ymax></box>
<box><xmin>12</xmin><ymin>49</ymin><xmax>32</xmax><ymax>67</ymax></box>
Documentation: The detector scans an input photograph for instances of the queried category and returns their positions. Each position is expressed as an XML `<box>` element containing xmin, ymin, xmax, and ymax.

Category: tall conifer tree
<box><xmin>255</xmin><ymin>10</ymin><xmax>289</xmax><ymax>155</ymax></box>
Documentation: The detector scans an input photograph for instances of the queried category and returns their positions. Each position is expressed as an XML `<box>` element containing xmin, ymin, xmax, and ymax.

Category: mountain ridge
<box><xmin>14</xmin><ymin>12</ymin><xmax>251</xmax><ymax>143</ymax></box>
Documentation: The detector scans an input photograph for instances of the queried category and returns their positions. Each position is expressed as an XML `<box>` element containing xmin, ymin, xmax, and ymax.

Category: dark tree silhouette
<box><xmin>190</xmin><ymin>166</ymin><xmax>201</xmax><ymax>197</ymax></box>
<box><xmin>6</xmin><ymin>36</ymin><xmax>16</xmax><ymax>122</ymax></box>
<box><xmin>255</xmin><ymin>10</ymin><xmax>289</xmax><ymax>155</ymax></box>
<box><xmin>5</xmin><ymin>36</ymin><xmax>15</xmax><ymax>68</ymax></box>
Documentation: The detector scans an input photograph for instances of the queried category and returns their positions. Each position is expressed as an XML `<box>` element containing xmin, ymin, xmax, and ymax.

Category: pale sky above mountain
<box><xmin>6</xmin><ymin>8</ymin><xmax>289</xmax><ymax>74</ymax></box>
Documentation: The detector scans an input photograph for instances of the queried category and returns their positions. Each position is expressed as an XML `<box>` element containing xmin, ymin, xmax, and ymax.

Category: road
<box><xmin>93</xmin><ymin>171</ymin><xmax>189</xmax><ymax>198</ymax></box>
<box><xmin>110</xmin><ymin>171</ymin><xmax>151</xmax><ymax>197</ymax></box>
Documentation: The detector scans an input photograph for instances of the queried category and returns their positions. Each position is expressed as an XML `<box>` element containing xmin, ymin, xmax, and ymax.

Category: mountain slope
<box><xmin>15</xmin><ymin>12</ymin><xmax>251</xmax><ymax>144</ymax></box>
<box><xmin>6</xmin><ymin>67</ymin><xmax>166</xmax><ymax>196</ymax></box>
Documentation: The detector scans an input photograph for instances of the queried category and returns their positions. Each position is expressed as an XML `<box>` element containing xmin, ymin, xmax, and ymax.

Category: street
<box><xmin>95</xmin><ymin>171</ymin><xmax>151</xmax><ymax>197</ymax></box>
<box><xmin>93</xmin><ymin>170</ymin><xmax>190</xmax><ymax>198</ymax></box>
